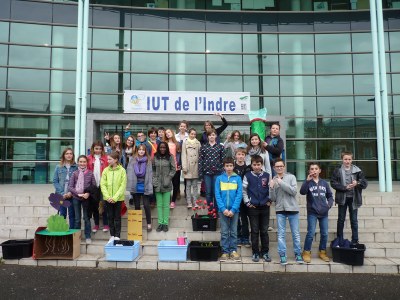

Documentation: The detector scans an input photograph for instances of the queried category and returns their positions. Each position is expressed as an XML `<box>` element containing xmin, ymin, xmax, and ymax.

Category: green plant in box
<box><xmin>47</xmin><ymin>214</ymin><xmax>69</xmax><ymax>232</ymax></box>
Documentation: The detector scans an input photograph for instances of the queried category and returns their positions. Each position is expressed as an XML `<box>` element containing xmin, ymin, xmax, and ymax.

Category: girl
<box><xmin>109</xmin><ymin>134</ymin><xmax>122</xmax><ymax>155</ymax></box>
<box><xmin>181</xmin><ymin>128</ymin><xmax>200</xmax><ymax>208</ymax></box>
<box><xmin>246</xmin><ymin>133</ymin><xmax>272</xmax><ymax>176</ymax></box>
<box><xmin>224</xmin><ymin>130</ymin><xmax>247</xmax><ymax>158</ymax></box>
<box><xmin>153</xmin><ymin>142</ymin><xmax>176</xmax><ymax>232</ymax></box>
<box><xmin>200</xmin><ymin>112</ymin><xmax>228</xmax><ymax>145</ymax></box>
<box><xmin>147</xmin><ymin>127</ymin><xmax>159</xmax><ymax>159</ymax></box>
<box><xmin>175</xmin><ymin>120</ymin><xmax>189</xmax><ymax>144</ymax></box>
<box><xmin>52</xmin><ymin>148</ymin><xmax>77</xmax><ymax>229</ymax></box>
<box><xmin>163</xmin><ymin>128</ymin><xmax>181</xmax><ymax>209</ymax></box>
<box><xmin>198</xmin><ymin>129</ymin><xmax>225</xmax><ymax>209</ymax></box>
<box><xmin>127</xmin><ymin>144</ymin><xmax>153</xmax><ymax>232</ymax></box>
<box><xmin>100</xmin><ymin>151</ymin><xmax>127</xmax><ymax>243</ymax></box>
<box><xmin>87</xmin><ymin>141</ymin><xmax>109</xmax><ymax>233</ymax></box>
<box><xmin>68</xmin><ymin>155</ymin><xmax>96</xmax><ymax>244</ymax></box>
<box><xmin>122</xmin><ymin>135</ymin><xmax>135</xmax><ymax>169</ymax></box>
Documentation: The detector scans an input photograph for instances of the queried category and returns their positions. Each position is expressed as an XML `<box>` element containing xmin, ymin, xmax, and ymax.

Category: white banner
<box><xmin>123</xmin><ymin>90</ymin><xmax>250</xmax><ymax>114</ymax></box>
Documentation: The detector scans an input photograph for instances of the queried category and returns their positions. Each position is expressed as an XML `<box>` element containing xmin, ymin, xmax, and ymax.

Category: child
<box><xmin>215</xmin><ymin>157</ymin><xmax>243</xmax><ymax>262</ymax></box>
<box><xmin>331</xmin><ymin>151</ymin><xmax>368</xmax><ymax>246</ymax></box>
<box><xmin>164</xmin><ymin>128</ymin><xmax>181</xmax><ymax>208</ymax></box>
<box><xmin>269</xmin><ymin>158</ymin><xmax>303</xmax><ymax>265</ymax></box>
<box><xmin>157</xmin><ymin>127</ymin><xmax>166</xmax><ymax>143</ymax></box>
<box><xmin>245</xmin><ymin>133</ymin><xmax>271</xmax><ymax>176</ymax></box>
<box><xmin>224</xmin><ymin>130</ymin><xmax>246</xmax><ymax>159</ymax></box>
<box><xmin>100</xmin><ymin>151</ymin><xmax>127</xmax><ymax>243</ymax></box>
<box><xmin>147</xmin><ymin>127</ymin><xmax>159</xmax><ymax>159</ymax></box>
<box><xmin>199</xmin><ymin>129</ymin><xmax>225</xmax><ymax>209</ymax></box>
<box><xmin>136</xmin><ymin>131</ymin><xmax>152</xmax><ymax>154</ymax></box>
<box><xmin>264</xmin><ymin>123</ymin><xmax>284</xmax><ymax>177</ymax></box>
<box><xmin>242</xmin><ymin>155</ymin><xmax>272</xmax><ymax>262</ymax></box>
<box><xmin>109</xmin><ymin>134</ymin><xmax>122</xmax><ymax>154</ymax></box>
<box><xmin>181</xmin><ymin>128</ymin><xmax>200</xmax><ymax>208</ymax></box>
<box><xmin>300</xmin><ymin>162</ymin><xmax>334</xmax><ymax>263</ymax></box>
<box><xmin>127</xmin><ymin>144</ymin><xmax>153</xmax><ymax>232</ymax></box>
<box><xmin>121</xmin><ymin>135</ymin><xmax>135</xmax><ymax>169</ymax></box>
<box><xmin>52</xmin><ymin>147</ymin><xmax>77</xmax><ymax>229</ymax></box>
<box><xmin>87</xmin><ymin>141</ymin><xmax>110</xmax><ymax>233</ymax></box>
<box><xmin>175</xmin><ymin>120</ymin><xmax>189</xmax><ymax>144</ymax></box>
<box><xmin>153</xmin><ymin>142</ymin><xmax>176</xmax><ymax>232</ymax></box>
<box><xmin>200</xmin><ymin>112</ymin><xmax>228</xmax><ymax>145</ymax></box>
<box><xmin>233</xmin><ymin>147</ymin><xmax>251</xmax><ymax>248</ymax></box>
<box><xmin>68</xmin><ymin>155</ymin><xmax>96</xmax><ymax>244</ymax></box>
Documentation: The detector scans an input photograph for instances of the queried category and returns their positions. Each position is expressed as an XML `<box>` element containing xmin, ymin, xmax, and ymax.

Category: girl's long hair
<box><xmin>163</xmin><ymin>128</ymin><xmax>181</xmax><ymax>152</ymax></box>
<box><xmin>90</xmin><ymin>140</ymin><xmax>105</xmax><ymax>156</ymax></box>
<box><xmin>60</xmin><ymin>147</ymin><xmax>75</xmax><ymax>165</ymax></box>
<box><xmin>108</xmin><ymin>151</ymin><xmax>121</xmax><ymax>165</ymax></box>
<box><xmin>134</xmin><ymin>144</ymin><xmax>151</xmax><ymax>163</ymax></box>
<box><xmin>124</xmin><ymin>135</ymin><xmax>136</xmax><ymax>150</ymax></box>
<box><xmin>109</xmin><ymin>134</ymin><xmax>121</xmax><ymax>150</ymax></box>
<box><xmin>227</xmin><ymin>130</ymin><xmax>242</xmax><ymax>143</ymax></box>
<box><xmin>247</xmin><ymin>133</ymin><xmax>266</xmax><ymax>153</ymax></box>
<box><xmin>155</xmin><ymin>141</ymin><xmax>171</xmax><ymax>159</ymax></box>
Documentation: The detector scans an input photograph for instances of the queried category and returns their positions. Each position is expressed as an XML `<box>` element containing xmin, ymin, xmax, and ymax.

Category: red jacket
<box><xmin>87</xmin><ymin>155</ymin><xmax>108</xmax><ymax>174</ymax></box>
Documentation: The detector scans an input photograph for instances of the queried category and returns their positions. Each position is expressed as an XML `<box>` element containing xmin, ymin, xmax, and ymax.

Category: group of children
<box><xmin>53</xmin><ymin>115</ymin><xmax>368</xmax><ymax>265</ymax></box>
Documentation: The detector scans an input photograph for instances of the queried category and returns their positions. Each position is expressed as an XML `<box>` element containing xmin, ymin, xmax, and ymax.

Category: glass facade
<box><xmin>0</xmin><ymin>0</ymin><xmax>399</xmax><ymax>183</ymax></box>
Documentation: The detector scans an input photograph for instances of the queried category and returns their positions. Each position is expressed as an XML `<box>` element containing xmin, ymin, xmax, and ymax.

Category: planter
<box><xmin>189</xmin><ymin>241</ymin><xmax>220</xmax><ymax>261</ymax></box>
<box><xmin>1</xmin><ymin>239</ymin><xmax>34</xmax><ymax>259</ymax></box>
<box><xmin>105</xmin><ymin>240</ymin><xmax>140</xmax><ymax>262</ymax></box>
<box><xmin>330</xmin><ymin>242</ymin><xmax>366</xmax><ymax>266</ymax></box>
<box><xmin>191</xmin><ymin>215</ymin><xmax>217</xmax><ymax>231</ymax></box>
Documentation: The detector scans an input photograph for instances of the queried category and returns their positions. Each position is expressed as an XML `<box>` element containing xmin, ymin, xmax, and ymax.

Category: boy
<box><xmin>234</xmin><ymin>147</ymin><xmax>251</xmax><ymax>248</ymax></box>
<box><xmin>269</xmin><ymin>158</ymin><xmax>303</xmax><ymax>265</ymax></box>
<box><xmin>242</xmin><ymin>155</ymin><xmax>272</xmax><ymax>262</ymax></box>
<box><xmin>300</xmin><ymin>162</ymin><xmax>334</xmax><ymax>263</ymax></box>
<box><xmin>215</xmin><ymin>157</ymin><xmax>243</xmax><ymax>262</ymax></box>
<box><xmin>331</xmin><ymin>151</ymin><xmax>368</xmax><ymax>246</ymax></box>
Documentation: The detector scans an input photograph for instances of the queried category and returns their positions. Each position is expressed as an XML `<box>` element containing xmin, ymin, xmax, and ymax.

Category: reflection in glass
<box><xmin>353</xmin><ymin>54</ymin><xmax>373</xmax><ymax>73</ymax></box>
<box><xmin>206</xmin><ymin>33</ymin><xmax>241</xmax><ymax>53</ymax></box>
<box><xmin>51</xmin><ymin>71</ymin><xmax>76</xmax><ymax>92</ymax></box>
<box><xmin>354</xmin><ymin>75</ymin><xmax>374</xmax><ymax>94</ymax></box>
<box><xmin>0</xmin><ymin>68</ymin><xmax>6</xmax><ymax>89</ymax></box>
<box><xmin>9</xmin><ymin>46</ymin><xmax>50</xmax><ymax>68</ymax></box>
<box><xmin>52</xmin><ymin>26</ymin><xmax>77</xmax><ymax>47</ymax></box>
<box><xmin>7</xmin><ymin>91</ymin><xmax>49</xmax><ymax>113</ymax></box>
<box><xmin>355</xmin><ymin>96</ymin><xmax>376</xmax><ymax>116</ymax></box>
<box><xmin>91</xmin><ymin>72</ymin><xmax>120</xmax><ymax>93</ymax></box>
<box><xmin>317</xmin><ymin>97</ymin><xmax>354</xmax><ymax>116</ymax></box>
<box><xmin>207</xmin><ymin>54</ymin><xmax>242</xmax><ymax>74</ymax></box>
<box><xmin>244</xmin><ymin>55</ymin><xmax>279</xmax><ymax>74</ymax></box>
<box><xmin>170</xmin><ymin>53</ymin><xmax>205</xmax><ymax>74</ymax></box>
<box><xmin>132</xmin><ymin>31</ymin><xmax>167</xmax><ymax>51</ymax></box>
<box><xmin>93</xmin><ymin>29</ymin><xmax>130</xmax><ymax>49</ymax></box>
<box><xmin>319</xmin><ymin>140</ymin><xmax>354</xmax><ymax>160</ymax></box>
<box><xmin>169</xmin><ymin>75</ymin><xmax>205</xmax><ymax>91</ymax></box>
<box><xmin>10</xmin><ymin>23</ymin><xmax>51</xmax><ymax>45</ymax></box>
<box><xmin>389</xmin><ymin>31</ymin><xmax>400</xmax><ymax>50</ymax></box>
<box><xmin>170</xmin><ymin>32</ymin><xmax>205</xmax><ymax>52</ymax></box>
<box><xmin>355</xmin><ymin>118</ymin><xmax>377</xmax><ymax>138</ymax></box>
<box><xmin>286</xmin><ymin>140</ymin><xmax>316</xmax><ymax>161</ymax></box>
<box><xmin>90</xmin><ymin>94</ymin><xmax>120</xmax><ymax>113</ymax></box>
<box><xmin>243</xmin><ymin>76</ymin><xmax>259</xmax><ymax>96</ymax></box>
<box><xmin>92</xmin><ymin>50</ymin><xmax>131</xmax><ymax>71</ymax></box>
<box><xmin>132</xmin><ymin>52</ymin><xmax>167</xmax><ymax>73</ymax></box>
<box><xmin>262</xmin><ymin>97</ymin><xmax>280</xmax><ymax>116</ymax></box>
<box><xmin>281</xmin><ymin>97</ymin><xmax>316</xmax><ymax>117</ymax></box>
<box><xmin>0</xmin><ymin>22</ymin><xmax>9</xmax><ymax>42</ymax></box>
<box><xmin>0</xmin><ymin>91</ymin><xmax>5</xmax><ymax>110</ymax></box>
<box><xmin>316</xmin><ymin>75</ymin><xmax>352</xmax><ymax>95</ymax></box>
<box><xmin>316</xmin><ymin>54</ymin><xmax>351</xmax><ymax>74</ymax></box>
<box><xmin>280</xmin><ymin>55</ymin><xmax>315</xmax><ymax>74</ymax></box>
<box><xmin>280</xmin><ymin>76</ymin><xmax>315</xmax><ymax>96</ymax></box>
<box><xmin>317</xmin><ymin>117</ymin><xmax>355</xmax><ymax>138</ymax></box>
<box><xmin>262</xmin><ymin>76</ymin><xmax>279</xmax><ymax>95</ymax></box>
<box><xmin>131</xmin><ymin>74</ymin><xmax>168</xmax><ymax>91</ymax></box>
<box><xmin>8</xmin><ymin>69</ymin><xmax>50</xmax><ymax>91</ymax></box>
<box><xmin>11</xmin><ymin>0</ymin><xmax>52</xmax><ymax>23</ymax></box>
<box><xmin>207</xmin><ymin>76</ymin><xmax>242</xmax><ymax>92</ymax></box>
<box><xmin>315</xmin><ymin>34</ymin><xmax>351</xmax><ymax>53</ymax></box>
<box><xmin>279</xmin><ymin>34</ymin><xmax>314</xmax><ymax>53</ymax></box>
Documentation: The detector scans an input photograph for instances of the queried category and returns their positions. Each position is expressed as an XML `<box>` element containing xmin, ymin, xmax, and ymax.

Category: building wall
<box><xmin>0</xmin><ymin>0</ymin><xmax>399</xmax><ymax>183</ymax></box>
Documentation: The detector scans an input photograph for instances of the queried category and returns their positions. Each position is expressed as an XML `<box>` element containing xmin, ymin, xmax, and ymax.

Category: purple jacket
<box><xmin>68</xmin><ymin>169</ymin><xmax>96</xmax><ymax>199</ymax></box>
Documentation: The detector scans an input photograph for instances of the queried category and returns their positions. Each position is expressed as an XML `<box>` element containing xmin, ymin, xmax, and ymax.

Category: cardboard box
<box><xmin>33</xmin><ymin>228</ymin><xmax>81</xmax><ymax>260</ymax></box>
<box><xmin>127</xmin><ymin>210</ymin><xmax>143</xmax><ymax>241</ymax></box>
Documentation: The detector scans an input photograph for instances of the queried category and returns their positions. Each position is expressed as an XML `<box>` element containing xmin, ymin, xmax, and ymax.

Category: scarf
<box><xmin>93</xmin><ymin>155</ymin><xmax>101</xmax><ymax>187</ymax></box>
<box><xmin>134</xmin><ymin>156</ymin><xmax>148</xmax><ymax>178</ymax></box>
<box><xmin>248</xmin><ymin>147</ymin><xmax>262</xmax><ymax>157</ymax></box>
<box><xmin>64</xmin><ymin>163</ymin><xmax>70</xmax><ymax>194</ymax></box>
<box><xmin>186</xmin><ymin>138</ymin><xmax>198</xmax><ymax>145</ymax></box>
<box><xmin>76</xmin><ymin>167</ymin><xmax>86</xmax><ymax>194</ymax></box>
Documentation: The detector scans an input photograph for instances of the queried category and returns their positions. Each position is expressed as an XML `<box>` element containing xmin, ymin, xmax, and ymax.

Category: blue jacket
<box><xmin>300</xmin><ymin>179</ymin><xmax>333</xmax><ymax>218</ymax></box>
<box><xmin>215</xmin><ymin>172</ymin><xmax>242</xmax><ymax>213</ymax></box>
<box><xmin>53</xmin><ymin>164</ymin><xmax>78</xmax><ymax>195</ymax></box>
<box><xmin>242</xmin><ymin>171</ymin><xmax>271</xmax><ymax>207</ymax></box>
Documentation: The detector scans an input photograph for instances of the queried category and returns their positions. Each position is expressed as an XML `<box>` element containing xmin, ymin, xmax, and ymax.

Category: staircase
<box><xmin>1</xmin><ymin>183</ymin><xmax>399</xmax><ymax>273</ymax></box>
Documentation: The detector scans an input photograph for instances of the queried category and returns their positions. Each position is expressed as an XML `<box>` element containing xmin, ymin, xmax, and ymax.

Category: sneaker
<box><xmin>302</xmin><ymin>250</ymin><xmax>311</xmax><ymax>263</ymax></box>
<box><xmin>86</xmin><ymin>238</ymin><xmax>92</xmax><ymax>244</ymax></box>
<box><xmin>252</xmin><ymin>253</ymin><xmax>260</xmax><ymax>262</ymax></box>
<box><xmin>147</xmin><ymin>224</ymin><xmax>152</xmax><ymax>232</ymax></box>
<box><xmin>156</xmin><ymin>224</ymin><xmax>163</xmax><ymax>232</ymax></box>
<box><xmin>103</xmin><ymin>225</ymin><xmax>110</xmax><ymax>232</ymax></box>
<box><xmin>163</xmin><ymin>225</ymin><xmax>169</xmax><ymax>232</ymax></box>
<box><xmin>319</xmin><ymin>250</ymin><xmax>330</xmax><ymax>262</ymax></box>
<box><xmin>170</xmin><ymin>202</ymin><xmax>176</xmax><ymax>209</ymax></box>
<box><xmin>114</xmin><ymin>237</ymin><xmax>120</xmax><ymax>241</ymax></box>
<box><xmin>280</xmin><ymin>255</ymin><xmax>288</xmax><ymax>266</ymax></box>
<box><xmin>92</xmin><ymin>225</ymin><xmax>99</xmax><ymax>233</ymax></box>
<box><xmin>268</xmin><ymin>226</ymin><xmax>273</xmax><ymax>231</ymax></box>
<box><xmin>242</xmin><ymin>239</ymin><xmax>251</xmax><ymax>248</ymax></box>
<box><xmin>230</xmin><ymin>251</ymin><xmax>241</xmax><ymax>262</ymax></box>
<box><xmin>187</xmin><ymin>203</ymin><xmax>192</xmax><ymax>208</ymax></box>
<box><xmin>220</xmin><ymin>253</ymin><xmax>230</xmax><ymax>262</ymax></box>
<box><xmin>108</xmin><ymin>236</ymin><xmax>115</xmax><ymax>243</ymax></box>
<box><xmin>262</xmin><ymin>252</ymin><xmax>272</xmax><ymax>262</ymax></box>
<box><xmin>295</xmin><ymin>254</ymin><xmax>304</xmax><ymax>264</ymax></box>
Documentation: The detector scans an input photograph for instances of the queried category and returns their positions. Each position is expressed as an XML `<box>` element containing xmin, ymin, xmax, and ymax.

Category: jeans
<box><xmin>337</xmin><ymin>197</ymin><xmax>359</xmax><ymax>243</ymax></box>
<box><xmin>304</xmin><ymin>214</ymin><xmax>329</xmax><ymax>251</ymax></box>
<box><xmin>237</xmin><ymin>202</ymin><xmax>249</xmax><ymax>240</ymax></box>
<box><xmin>203</xmin><ymin>174</ymin><xmax>219</xmax><ymax>209</ymax></box>
<box><xmin>248</xmin><ymin>206</ymin><xmax>270</xmax><ymax>254</ymax></box>
<box><xmin>219</xmin><ymin>212</ymin><xmax>239</xmax><ymax>254</ymax></box>
<box><xmin>59</xmin><ymin>204</ymin><xmax>75</xmax><ymax>230</ymax></box>
<box><xmin>171</xmin><ymin>170</ymin><xmax>181</xmax><ymax>203</ymax></box>
<box><xmin>156</xmin><ymin>192</ymin><xmax>171</xmax><ymax>225</ymax></box>
<box><xmin>276</xmin><ymin>212</ymin><xmax>302</xmax><ymax>257</ymax></box>
<box><xmin>185</xmin><ymin>178</ymin><xmax>199</xmax><ymax>205</ymax></box>
<box><xmin>133</xmin><ymin>193</ymin><xmax>151</xmax><ymax>225</ymax></box>
<box><xmin>107</xmin><ymin>201</ymin><xmax>122</xmax><ymax>238</ymax></box>
<box><xmin>72</xmin><ymin>198</ymin><xmax>91</xmax><ymax>239</ymax></box>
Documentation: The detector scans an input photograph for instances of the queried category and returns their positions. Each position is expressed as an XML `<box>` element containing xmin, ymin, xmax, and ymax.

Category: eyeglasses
<box><xmin>274</xmin><ymin>165</ymin><xmax>285</xmax><ymax>168</ymax></box>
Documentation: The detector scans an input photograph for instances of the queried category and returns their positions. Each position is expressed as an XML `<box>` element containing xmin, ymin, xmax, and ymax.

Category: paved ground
<box><xmin>1</xmin><ymin>264</ymin><xmax>399</xmax><ymax>299</ymax></box>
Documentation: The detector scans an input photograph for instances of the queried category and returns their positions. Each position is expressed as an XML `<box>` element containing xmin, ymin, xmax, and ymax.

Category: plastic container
<box><xmin>158</xmin><ymin>240</ymin><xmax>188</xmax><ymax>262</ymax></box>
<box><xmin>1</xmin><ymin>239</ymin><xmax>34</xmax><ymax>259</ymax></box>
<box><xmin>105</xmin><ymin>240</ymin><xmax>140</xmax><ymax>262</ymax></box>
<box><xmin>191</xmin><ymin>216</ymin><xmax>217</xmax><ymax>231</ymax></box>
<box><xmin>331</xmin><ymin>243</ymin><xmax>366</xmax><ymax>266</ymax></box>
<box><xmin>189</xmin><ymin>241</ymin><xmax>220</xmax><ymax>261</ymax></box>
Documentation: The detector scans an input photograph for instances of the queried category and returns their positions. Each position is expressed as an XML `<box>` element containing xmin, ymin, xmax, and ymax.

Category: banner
<box><xmin>123</xmin><ymin>90</ymin><xmax>250</xmax><ymax>114</ymax></box>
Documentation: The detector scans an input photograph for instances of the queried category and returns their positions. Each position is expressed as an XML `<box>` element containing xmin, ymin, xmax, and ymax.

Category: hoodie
<box><xmin>215</xmin><ymin>172</ymin><xmax>243</xmax><ymax>213</ymax></box>
<box><xmin>300</xmin><ymin>179</ymin><xmax>333</xmax><ymax>217</ymax></box>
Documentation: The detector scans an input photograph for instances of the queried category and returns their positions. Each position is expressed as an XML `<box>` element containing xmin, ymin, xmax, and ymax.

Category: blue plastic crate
<box><xmin>104</xmin><ymin>240</ymin><xmax>140</xmax><ymax>262</ymax></box>
<box><xmin>158</xmin><ymin>240</ymin><xmax>188</xmax><ymax>262</ymax></box>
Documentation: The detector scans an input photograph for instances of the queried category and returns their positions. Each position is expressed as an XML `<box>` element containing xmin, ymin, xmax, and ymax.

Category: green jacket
<box><xmin>152</xmin><ymin>155</ymin><xmax>176</xmax><ymax>193</ymax></box>
<box><xmin>100</xmin><ymin>164</ymin><xmax>127</xmax><ymax>202</ymax></box>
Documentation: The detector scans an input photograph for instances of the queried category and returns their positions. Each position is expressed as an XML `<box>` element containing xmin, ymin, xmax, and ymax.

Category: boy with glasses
<box><xmin>269</xmin><ymin>158</ymin><xmax>303</xmax><ymax>265</ymax></box>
